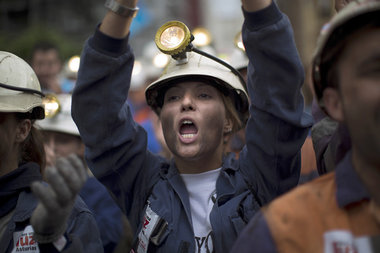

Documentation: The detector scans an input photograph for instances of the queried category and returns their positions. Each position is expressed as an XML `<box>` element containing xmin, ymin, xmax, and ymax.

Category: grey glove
<box><xmin>31</xmin><ymin>154</ymin><xmax>88</xmax><ymax>243</ymax></box>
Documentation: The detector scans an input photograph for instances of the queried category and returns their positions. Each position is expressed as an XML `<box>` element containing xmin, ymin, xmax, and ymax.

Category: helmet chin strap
<box><xmin>0</xmin><ymin>82</ymin><xmax>45</xmax><ymax>97</ymax></box>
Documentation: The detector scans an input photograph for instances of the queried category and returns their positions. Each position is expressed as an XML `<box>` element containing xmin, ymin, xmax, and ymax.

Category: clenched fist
<box><xmin>31</xmin><ymin>155</ymin><xmax>88</xmax><ymax>243</ymax></box>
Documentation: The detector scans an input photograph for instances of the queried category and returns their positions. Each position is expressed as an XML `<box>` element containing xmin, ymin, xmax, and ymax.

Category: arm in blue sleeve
<box><xmin>239</xmin><ymin>2</ymin><xmax>313</xmax><ymax>204</ymax></box>
<box><xmin>72</xmin><ymin>27</ymin><xmax>160</xmax><ymax>215</ymax></box>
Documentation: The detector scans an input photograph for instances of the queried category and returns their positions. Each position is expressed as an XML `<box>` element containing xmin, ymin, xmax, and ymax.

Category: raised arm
<box><xmin>100</xmin><ymin>0</ymin><xmax>137</xmax><ymax>38</ymax></box>
<box><xmin>238</xmin><ymin>0</ymin><xmax>313</xmax><ymax>204</ymax></box>
<box><xmin>72</xmin><ymin>0</ymin><xmax>160</xmax><ymax>217</ymax></box>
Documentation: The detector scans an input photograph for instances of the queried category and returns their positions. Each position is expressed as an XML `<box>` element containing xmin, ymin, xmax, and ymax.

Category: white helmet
<box><xmin>0</xmin><ymin>51</ymin><xmax>45</xmax><ymax>119</ymax></box>
<box><xmin>228</xmin><ymin>47</ymin><xmax>248</xmax><ymax>71</ymax></box>
<box><xmin>145</xmin><ymin>51</ymin><xmax>249</xmax><ymax>123</ymax></box>
<box><xmin>37</xmin><ymin>94</ymin><xmax>79</xmax><ymax>136</ymax></box>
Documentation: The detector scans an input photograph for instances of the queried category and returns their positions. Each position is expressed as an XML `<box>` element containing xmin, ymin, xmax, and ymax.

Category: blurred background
<box><xmin>0</xmin><ymin>0</ymin><xmax>336</xmax><ymax>106</ymax></box>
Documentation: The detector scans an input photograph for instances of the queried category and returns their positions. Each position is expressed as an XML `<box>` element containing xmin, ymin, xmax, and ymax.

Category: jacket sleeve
<box><xmin>238</xmin><ymin>2</ymin><xmax>313</xmax><ymax>205</ymax></box>
<box><xmin>71</xmin><ymin>28</ymin><xmax>160</xmax><ymax>217</ymax></box>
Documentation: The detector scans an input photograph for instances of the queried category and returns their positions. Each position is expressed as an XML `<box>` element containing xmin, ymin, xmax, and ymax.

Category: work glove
<box><xmin>30</xmin><ymin>154</ymin><xmax>88</xmax><ymax>243</ymax></box>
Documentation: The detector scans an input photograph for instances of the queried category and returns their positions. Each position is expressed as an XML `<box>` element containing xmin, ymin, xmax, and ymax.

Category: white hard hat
<box><xmin>312</xmin><ymin>0</ymin><xmax>380</xmax><ymax>104</ymax></box>
<box><xmin>228</xmin><ymin>48</ymin><xmax>248</xmax><ymax>71</ymax></box>
<box><xmin>37</xmin><ymin>94</ymin><xmax>79</xmax><ymax>136</ymax></box>
<box><xmin>145</xmin><ymin>51</ymin><xmax>249</xmax><ymax>123</ymax></box>
<box><xmin>130</xmin><ymin>60</ymin><xmax>146</xmax><ymax>91</ymax></box>
<box><xmin>0</xmin><ymin>51</ymin><xmax>45</xmax><ymax>119</ymax></box>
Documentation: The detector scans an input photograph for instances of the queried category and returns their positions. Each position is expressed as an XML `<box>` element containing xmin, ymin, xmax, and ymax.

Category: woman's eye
<box><xmin>199</xmin><ymin>93</ymin><xmax>211</xmax><ymax>99</ymax></box>
<box><xmin>365</xmin><ymin>68</ymin><xmax>380</xmax><ymax>77</ymax></box>
<box><xmin>166</xmin><ymin>95</ymin><xmax>180</xmax><ymax>102</ymax></box>
<box><xmin>358</xmin><ymin>62</ymin><xmax>380</xmax><ymax>78</ymax></box>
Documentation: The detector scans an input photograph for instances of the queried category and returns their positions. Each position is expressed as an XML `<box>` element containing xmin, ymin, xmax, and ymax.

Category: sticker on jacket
<box><xmin>324</xmin><ymin>230</ymin><xmax>376</xmax><ymax>253</ymax></box>
<box><xmin>12</xmin><ymin>225</ymin><xmax>39</xmax><ymax>253</ymax></box>
<box><xmin>135</xmin><ymin>204</ymin><xmax>168</xmax><ymax>253</ymax></box>
<box><xmin>12</xmin><ymin>225</ymin><xmax>67</xmax><ymax>253</ymax></box>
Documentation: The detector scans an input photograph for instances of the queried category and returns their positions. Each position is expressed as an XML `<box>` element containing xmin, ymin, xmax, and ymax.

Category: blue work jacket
<box><xmin>0</xmin><ymin>165</ymin><xmax>103</xmax><ymax>253</ymax></box>
<box><xmin>72</xmin><ymin>2</ymin><xmax>313</xmax><ymax>252</ymax></box>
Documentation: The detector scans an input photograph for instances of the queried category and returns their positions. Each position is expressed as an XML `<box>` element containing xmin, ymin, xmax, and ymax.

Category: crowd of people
<box><xmin>0</xmin><ymin>0</ymin><xmax>379</xmax><ymax>252</ymax></box>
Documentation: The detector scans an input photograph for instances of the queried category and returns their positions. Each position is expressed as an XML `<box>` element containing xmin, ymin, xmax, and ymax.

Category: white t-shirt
<box><xmin>181</xmin><ymin>168</ymin><xmax>221</xmax><ymax>253</ymax></box>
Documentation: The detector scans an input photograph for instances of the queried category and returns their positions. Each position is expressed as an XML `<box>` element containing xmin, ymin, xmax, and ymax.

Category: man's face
<box><xmin>160</xmin><ymin>81</ymin><xmax>230</xmax><ymax>169</ymax></box>
<box><xmin>42</xmin><ymin>130</ymin><xmax>83</xmax><ymax>167</ymax></box>
<box><xmin>31</xmin><ymin>49</ymin><xmax>61</xmax><ymax>87</ymax></box>
<box><xmin>337</xmin><ymin>27</ymin><xmax>380</xmax><ymax>165</ymax></box>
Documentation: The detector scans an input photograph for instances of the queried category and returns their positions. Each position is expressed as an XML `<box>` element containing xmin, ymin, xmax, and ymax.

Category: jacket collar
<box><xmin>163</xmin><ymin>154</ymin><xmax>240</xmax><ymax>208</ymax></box>
<box><xmin>335</xmin><ymin>150</ymin><xmax>370</xmax><ymax>208</ymax></box>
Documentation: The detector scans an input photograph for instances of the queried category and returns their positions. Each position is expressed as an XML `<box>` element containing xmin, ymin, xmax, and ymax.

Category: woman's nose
<box><xmin>181</xmin><ymin>93</ymin><xmax>195</xmax><ymax>112</ymax></box>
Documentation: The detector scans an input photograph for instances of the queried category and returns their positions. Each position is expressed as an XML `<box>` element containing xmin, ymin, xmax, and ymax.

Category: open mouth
<box><xmin>179</xmin><ymin>120</ymin><xmax>198</xmax><ymax>139</ymax></box>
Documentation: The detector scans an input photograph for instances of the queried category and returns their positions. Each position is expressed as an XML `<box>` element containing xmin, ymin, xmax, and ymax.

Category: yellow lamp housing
<box><xmin>155</xmin><ymin>21</ymin><xmax>193</xmax><ymax>60</ymax></box>
<box><xmin>42</xmin><ymin>93</ymin><xmax>61</xmax><ymax>118</ymax></box>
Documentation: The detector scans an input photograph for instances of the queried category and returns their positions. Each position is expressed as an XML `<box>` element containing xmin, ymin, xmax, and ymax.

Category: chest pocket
<box><xmin>133</xmin><ymin>203</ymin><xmax>169</xmax><ymax>253</ymax></box>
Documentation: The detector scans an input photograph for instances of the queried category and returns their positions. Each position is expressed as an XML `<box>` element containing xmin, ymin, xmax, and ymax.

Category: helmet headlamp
<box><xmin>155</xmin><ymin>21</ymin><xmax>193</xmax><ymax>61</ymax></box>
<box><xmin>154</xmin><ymin>21</ymin><xmax>246</xmax><ymax>87</ymax></box>
<box><xmin>42</xmin><ymin>93</ymin><xmax>61</xmax><ymax>118</ymax></box>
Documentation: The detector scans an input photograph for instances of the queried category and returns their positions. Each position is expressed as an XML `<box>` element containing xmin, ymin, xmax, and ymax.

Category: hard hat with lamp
<box><xmin>0</xmin><ymin>51</ymin><xmax>45</xmax><ymax>119</ymax></box>
<box><xmin>145</xmin><ymin>21</ymin><xmax>249</xmax><ymax>125</ymax></box>
<box><xmin>38</xmin><ymin>93</ymin><xmax>80</xmax><ymax>136</ymax></box>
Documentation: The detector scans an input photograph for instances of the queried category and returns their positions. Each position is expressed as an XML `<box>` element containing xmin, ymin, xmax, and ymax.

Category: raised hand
<box><xmin>100</xmin><ymin>0</ymin><xmax>139</xmax><ymax>38</ymax></box>
<box><xmin>31</xmin><ymin>155</ymin><xmax>87</xmax><ymax>243</ymax></box>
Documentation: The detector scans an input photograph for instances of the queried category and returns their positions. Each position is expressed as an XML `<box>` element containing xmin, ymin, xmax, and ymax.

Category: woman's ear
<box><xmin>15</xmin><ymin>119</ymin><xmax>32</xmax><ymax>143</ymax></box>
<box><xmin>323</xmin><ymin>87</ymin><xmax>345</xmax><ymax>122</ymax></box>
